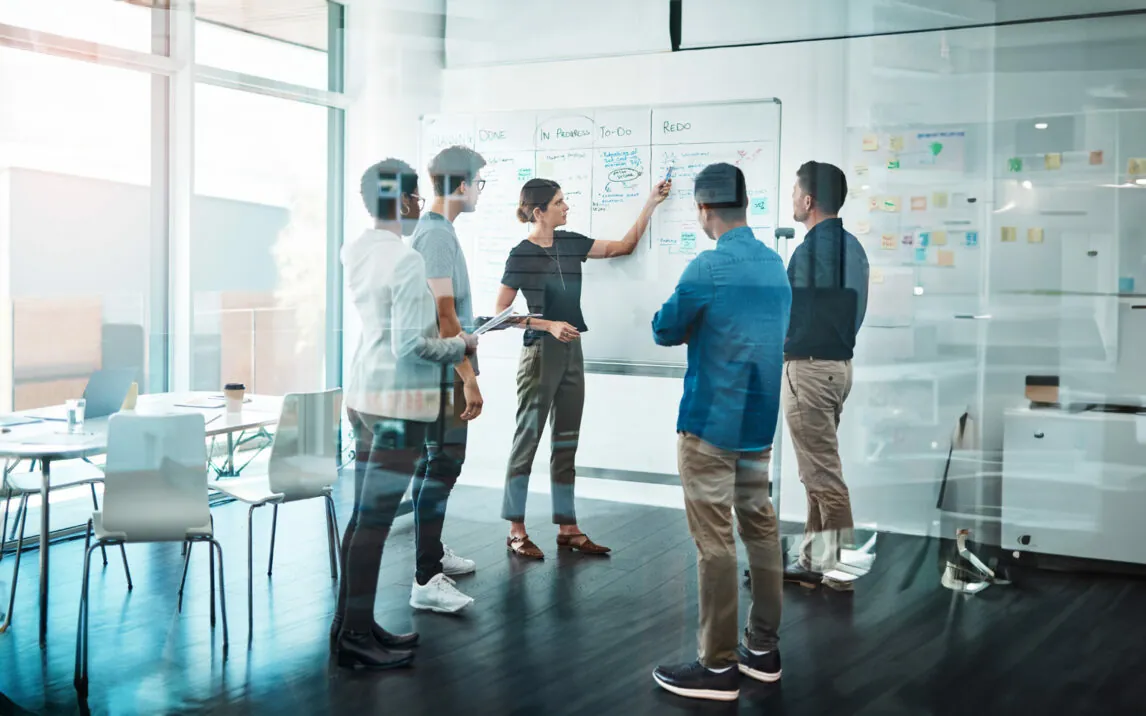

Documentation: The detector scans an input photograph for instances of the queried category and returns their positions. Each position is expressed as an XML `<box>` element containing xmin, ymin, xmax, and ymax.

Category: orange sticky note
<box><xmin>869</xmin><ymin>196</ymin><xmax>880</xmax><ymax>212</ymax></box>
<box><xmin>911</xmin><ymin>196</ymin><xmax>927</xmax><ymax>211</ymax></box>
<box><xmin>1045</xmin><ymin>153</ymin><xmax>1062</xmax><ymax>170</ymax></box>
<box><xmin>1089</xmin><ymin>151</ymin><xmax>1104</xmax><ymax>166</ymax></box>
<box><xmin>862</xmin><ymin>134</ymin><xmax>879</xmax><ymax>151</ymax></box>
<box><xmin>1028</xmin><ymin>227</ymin><xmax>1044</xmax><ymax>244</ymax></box>
<box><xmin>881</xmin><ymin>234</ymin><xmax>897</xmax><ymax>250</ymax></box>
<box><xmin>937</xmin><ymin>249</ymin><xmax>955</xmax><ymax>267</ymax></box>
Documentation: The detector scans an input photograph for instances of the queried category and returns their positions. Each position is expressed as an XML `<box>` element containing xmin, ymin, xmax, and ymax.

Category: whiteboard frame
<box><xmin>418</xmin><ymin>97</ymin><xmax>784</xmax><ymax>375</ymax></box>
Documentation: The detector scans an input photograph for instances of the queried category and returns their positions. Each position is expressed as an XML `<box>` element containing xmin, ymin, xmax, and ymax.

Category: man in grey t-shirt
<box><xmin>407</xmin><ymin>145</ymin><xmax>487</xmax><ymax>614</ymax></box>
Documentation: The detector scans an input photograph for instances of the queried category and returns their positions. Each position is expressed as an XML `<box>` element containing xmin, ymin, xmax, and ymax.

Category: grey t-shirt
<box><xmin>410</xmin><ymin>211</ymin><xmax>476</xmax><ymax>372</ymax></box>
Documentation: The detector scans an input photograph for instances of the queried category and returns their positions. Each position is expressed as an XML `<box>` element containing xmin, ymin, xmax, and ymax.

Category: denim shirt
<box><xmin>652</xmin><ymin>226</ymin><xmax>792</xmax><ymax>452</ymax></box>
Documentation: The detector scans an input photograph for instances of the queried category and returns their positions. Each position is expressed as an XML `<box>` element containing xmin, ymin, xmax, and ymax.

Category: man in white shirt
<box><xmin>333</xmin><ymin>159</ymin><xmax>478</xmax><ymax>671</ymax></box>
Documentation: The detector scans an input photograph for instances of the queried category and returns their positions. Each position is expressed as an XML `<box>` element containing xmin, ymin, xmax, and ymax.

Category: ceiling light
<box><xmin>913</xmin><ymin>286</ymin><xmax>924</xmax><ymax>296</ymax></box>
<box><xmin>1022</xmin><ymin>180</ymin><xmax>1033</xmax><ymax>190</ymax></box>
<box><xmin>1035</xmin><ymin>122</ymin><xmax>1049</xmax><ymax>130</ymax></box>
<box><xmin>1136</xmin><ymin>178</ymin><xmax>1146</xmax><ymax>186</ymax></box>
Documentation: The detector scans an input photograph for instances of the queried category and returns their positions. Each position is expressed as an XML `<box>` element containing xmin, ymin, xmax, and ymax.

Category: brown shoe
<box><xmin>507</xmin><ymin>534</ymin><xmax>544</xmax><ymax>560</ymax></box>
<box><xmin>556</xmin><ymin>532</ymin><xmax>611</xmax><ymax>555</ymax></box>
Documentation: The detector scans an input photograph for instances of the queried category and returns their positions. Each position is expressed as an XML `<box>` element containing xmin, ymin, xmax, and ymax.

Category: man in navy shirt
<box><xmin>782</xmin><ymin>161</ymin><xmax>869</xmax><ymax>591</ymax></box>
<box><xmin>649</xmin><ymin>163</ymin><xmax>792</xmax><ymax>703</ymax></box>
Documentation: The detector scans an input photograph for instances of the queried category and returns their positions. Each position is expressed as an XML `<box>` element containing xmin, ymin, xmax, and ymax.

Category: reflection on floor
<box><xmin>1</xmin><ymin>482</ymin><xmax>1144</xmax><ymax>715</ymax></box>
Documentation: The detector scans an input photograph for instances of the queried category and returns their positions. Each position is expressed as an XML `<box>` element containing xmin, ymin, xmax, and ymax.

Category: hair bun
<box><xmin>516</xmin><ymin>207</ymin><xmax>531</xmax><ymax>223</ymax></box>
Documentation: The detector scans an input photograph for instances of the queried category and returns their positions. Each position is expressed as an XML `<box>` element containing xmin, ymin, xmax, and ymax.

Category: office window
<box><xmin>192</xmin><ymin>83</ymin><xmax>328</xmax><ymax>396</ymax></box>
<box><xmin>0</xmin><ymin>0</ymin><xmax>155</xmax><ymax>53</ymax></box>
<box><xmin>195</xmin><ymin>19</ymin><xmax>327</xmax><ymax>89</ymax></box>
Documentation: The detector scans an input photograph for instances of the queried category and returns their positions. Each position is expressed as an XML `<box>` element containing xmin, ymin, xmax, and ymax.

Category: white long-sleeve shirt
<box><xmin>342</xmin><ymin>228</ymin><xmax>465</xmax><ymax>421</ymax></box>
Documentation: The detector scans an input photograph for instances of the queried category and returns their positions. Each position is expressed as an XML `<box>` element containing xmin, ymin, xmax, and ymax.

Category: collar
<box><xmin>716</xmin><ymin>225</ymin><xmax>754</xmax><ymax>244</ymax></box>
<box><xmin>805</xmin><ymin>217</ymin><xmax>844</xmax><ymax>239</ymax></box>
<box><xmin>423</xmin><ymin>211</ymin><xmax>448</xmax><ymax>223</ymax></box>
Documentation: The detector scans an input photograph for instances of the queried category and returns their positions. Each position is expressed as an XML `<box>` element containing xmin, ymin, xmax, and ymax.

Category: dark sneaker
<box><xmin>652</xmin><ymin>661</ymin><xmax>740</xmax><ymax>702</ymax></box>
<box><xmin>736</xmin><ymin>645</ymin><xmax>782</xmax><ymax>683</ymax></box>
<box><xmin>783</xmin><ymin>562</ymin><xmax>822</xmax><ymax>588</ymax></box>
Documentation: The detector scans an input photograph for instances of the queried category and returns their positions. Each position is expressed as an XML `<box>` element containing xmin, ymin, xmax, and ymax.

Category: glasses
<box><xmin>409</xmin><ymin>193</ymin><xmax>426</xmax><ymax>210</ymax></box>
<box><xmin>475</xmin><ymin>179</ymin><xmax>486</xmax><ymax>192</ymax></box>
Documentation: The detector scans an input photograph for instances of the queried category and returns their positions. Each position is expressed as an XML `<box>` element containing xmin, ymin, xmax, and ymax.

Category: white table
<box><xmin>0</xmin><ymin>391</ymin><xmax>282</xmax><ymax>647</ymax></box>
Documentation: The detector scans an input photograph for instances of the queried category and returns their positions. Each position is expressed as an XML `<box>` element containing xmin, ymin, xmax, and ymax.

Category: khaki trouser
<box><xmin>502</xmin><ymin>338</ymin><xmax>585</xmax><ymax>525</ymax></box>
<box><xmin>781</xmin><ymin>358</ymin><xmax>854</xmax><ymax>572</ymax></box>
<box><xmin>678</xmin><ymin>433</ymin><xmax>782</xmax><ymax>669</ymax></box>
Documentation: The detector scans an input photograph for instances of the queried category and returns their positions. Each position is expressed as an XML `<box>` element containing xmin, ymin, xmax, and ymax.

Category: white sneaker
<box><xmin>441</xmin><ymin>545</ymin><xmax>476</xmax><ymax>576</ymax></box>
<box><xmin>409</xmin><ymin>573</ymin><xmax>474</xmax><ymax>614</ymax></box>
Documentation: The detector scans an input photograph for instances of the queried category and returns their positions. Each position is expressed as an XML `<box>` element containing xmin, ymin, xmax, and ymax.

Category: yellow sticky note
<box><xmin>937</xmin><ymin>249</ymin><xmax>955</xmax><ymax>267</ymax></box>
<box><xmin>881</xmin><ymin>234</ymin><xmax>897</xmax><ymax>250</ymax></box>
<box><xmin>1001</xmin><ymin>226</ymin><xmax>1017</xmax><ymax>243</ymax></box>
<box><xmin>890</xmin><ymin>135</ymin><xmax>904</xmax><ymax>152</ymax></box>
<box><xmin>882</xmin><ymin>197</ymin><xmax>901</xmax><ymax>213</ymax></box>
<box><xmin>868</xmin><ymin>196</ymin><xmax>880</xmax><ymax>212</ymax></box>
<box><xmin>1028</xmin><ymin>227</ymin><xmax>1044</xmax><ymax>244</ymax></box>
<box><xmin>855</xmin><ymin>220</ymin><xmax>871</xmax><ymax>235</ymax></box>
<box><xmin>1129</xmin><ymin>158</ymin><xmax>1146</xmax><ymax>176</ymax></box>
<box><xmin>854</xmin><ymin>164</ymin><xmax>869</xmax><ymax>176</ymax></box>
<box><xmin>932</xmin><ymin>231</ymin><xmax>948</xmax><ymax>246</ymax></box>
<box><xmin>862</xmin><ymin>134</ymin><xmax>879</xmax><ymax>151</ymax></box>
<box><xmin>871</xmin><ymin>267</ymin><xmax>885</xmax><ymax>284</ymax></box>
<box><xmin>1045</xmin><ymin>153</ymin><xmax>1062</xmax><ymax>170</ymax></box>
<box><xmin>911</xmin><ymin>196</ymin><xmax>927</xmax><ymax>211</ymax></box>
<box><xmin>932</xmin><ymin>192</ymin><xmax>949</xmax><ymax>209</ymax></box>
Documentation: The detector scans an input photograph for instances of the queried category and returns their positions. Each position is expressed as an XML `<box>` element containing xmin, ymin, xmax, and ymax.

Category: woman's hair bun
<box><xmin>516</xmin><ymin>206</ymin><xmax>531</xmax><ymax>223</ymax></box>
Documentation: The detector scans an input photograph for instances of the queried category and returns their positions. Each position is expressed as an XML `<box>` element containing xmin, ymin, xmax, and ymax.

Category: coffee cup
<box><xmin>224</xmin><ymin>383</ymin><xmax>246</xmax><ymax>414</ymax></box>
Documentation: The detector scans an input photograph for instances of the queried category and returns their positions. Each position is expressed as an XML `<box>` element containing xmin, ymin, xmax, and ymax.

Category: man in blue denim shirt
<box><xmin>650</xmin><ymin>163</ymin><xmax>792</xmax><ymax>703</ymax></box>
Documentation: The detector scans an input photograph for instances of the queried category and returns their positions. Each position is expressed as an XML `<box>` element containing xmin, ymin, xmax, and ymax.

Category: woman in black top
<box><xmin>495</xmin><ymin>177</ymin><xmax>670</xmax><ymax>559</ymax></box>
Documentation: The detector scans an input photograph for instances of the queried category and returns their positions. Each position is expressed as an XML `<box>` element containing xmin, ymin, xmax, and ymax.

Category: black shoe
<box><xmin>335</xmin><ymin>631</ymin><xmax>415</xmax><ymax>671</ymax></box>
<box><xmin>783</xmin><ymin>562</ymin><xmax>822</xmax><ymax>588</ymax></box>
<box><xmin>736</xmin><ymin>645</ymin><xmax>782</xmax><ymax>683</ymax></box>
<box><xmin>652</xmin><ymin>661</ymin><xmax>740</xmax><ymax>702</ymax></box>
<box><xmin>330</xmin><ymin>616</ymin><xmax>420</xmax><ymax>650</ymax></box>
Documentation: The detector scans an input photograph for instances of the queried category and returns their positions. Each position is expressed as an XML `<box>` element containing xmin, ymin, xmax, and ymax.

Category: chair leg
<box><xmin>178</xmin><ymin>541</ymin><xmax>192</xmax><ymax>613</ymax></box>
<box><xmin>209</xmin><ymin>538</ymin><xmax>230</xmax><ymax>658</ymax></box>
<box><xmin>7</xmin><ymin>494</ymin><xmax>22</xmax><ymax>542</ymax></box>
<box><xmin>247</xmin><ymin>504</ymin><xmax>259</xmax><ymax>643</ymax></box>
<box><xmin>209</xmin><ymin>538</ymin><xmax>216</xmax><ymax>628</ymax></box>
<box><xmin>119</xmin><ymin>545</ymin><xmax>132</xmax><ymax>590</ymax></box>
<box><xmin>267</xmin><ymin>504</ymin><xmax>279</xmax><ymax>576</ymax></box>
<box><xmin>324</xmin><ymin>495</ymin><xmax>338</xmax><ymax>580</ymax></box>
<box><xmin>74</xmin><ymin>538</ymin><xmax>98</xmax><ymax>699</ymax></box>
<box><xmin>89</xmin><ymin>484</ymin><xmax>108</xmax><ymax>567</ymax></box>
<box><xmin>0</xmin><ymin>495</ymin><xmax>29</xmax><ymax>633</ymax></box>
<box><xmin>0</xmin><ymin>488</ymin><xmax>11</xmax><ymax>562</ymax></box>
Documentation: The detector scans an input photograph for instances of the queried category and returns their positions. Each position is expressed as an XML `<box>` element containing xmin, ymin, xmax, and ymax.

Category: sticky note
<box><xmin>1045</xmin><ymin>153</ymin><xmax>1062</xmax><ymax>170</ymax></box>
<box><xmin>932</xmin><ymin>231</ymin><xmax>948</xmax><ymax>246</ymax></box>
<box><xmin>890</xmin><ymin>135</ymin><xmax>905</xmax><ymax>152</ymax></box>
<box><xmin>937</xmin><ymin>249</ymin><xmax>955</xmax><ymax>267</ymax></box>
<box><xmin>881</xmin><ymin>234</ymin><xmax>897</xmax><ymax>250</ymax></box>
<box><xmin>854</xmin><ymin>164</ymin><xmax>869</xmax><ymax>176</ymax></box>
<box><xmin>964</xmin><ymin>231</ymin><xmax>979</xmax><ymax>248</ymax></box>
<box><xmin>902</xmin><ymin>234</ymin><xmax>914</xmax><ymax>247</ymax></box>
<box><xmin>871</xmin><ymin>267</ymin><xmax>885</xmax><ymax>285</ymax></box>
<box><xmin>1129</xmin><ymin>158</ymin><xmax>1146</xmax><ymax>176</ymax></box>
<box><xmin>1008</xmin><ymin>157</ymin><xmax>1023</xmax><ymax>173</ymax></box>
<box><xmin>517</xmin><ymin>167</ymin><xmax>533</xmax><ymax>181</ymax></box>
<box><xmin>887</xmin><ymin>158</ymin><xmax>901</xmax><ymax>170</ymax></box>
<box><xmin>882</xmin><ymin>197</ymin><xmax>901</xmax><ymax>213</ymax></box>
<box><xmin>680</xmin><ymin>232</ymin><xmax>697</xmax><ymax>250</ymax></box>
<box><xmin>1001</xmin><ymin>227</ymin><xmax>1017</xmax><ymax>243</ymax></box>
<box><xmin>751</xmin><ymin>197</ymin><xmax>768</xmax><ymax>216</ymax></box>
<box><xmin>914</xmin><ymin>246</ymin><xmax>928</xmax><ymax>262</ymax></box>
<box><xmin>911</xmin><ymin>196</ymin><xmax>927</xmax><ymax>211</ymax></box>
<box><xmin>1089</xmin><ymin>151</ymin><xmax>1104</xmax><ymax>166</ymax></box>
<box><xmin>855</xmin><ymin>220</ymin><xmax>871</xmax><ymax>235</ymax></box>
<box><xmin>862</xmin><ymin>134</ymin><xmax>879</xmax><ymax>151</ymax></box>
<box><xmin>868</xmin><ymin>197</ymin><xmax>880</xmax><ymax>212</ymax></box>
<box><xmin>932</xmin><ymin>192</ymin><xmax>949</xmax><ymax>209</ymax></box>
<box><xmin>918</xmin><ymin>232</ymin><xmax>931</xmax><ymax>247</ymax></box>
<box><xmin>1028</xmin><ymin>227</ymin><xmax>1044</xmax><ymax>244</ymax></box>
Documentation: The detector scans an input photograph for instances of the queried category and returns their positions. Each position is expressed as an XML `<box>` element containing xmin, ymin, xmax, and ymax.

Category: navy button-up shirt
<box><xmin>652</xmin><ymin>226</ymin><xmax>792</xmax><ymax>452</ymax></box>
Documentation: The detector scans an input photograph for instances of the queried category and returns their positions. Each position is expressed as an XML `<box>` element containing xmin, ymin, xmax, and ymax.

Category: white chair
<box><xmin>74</xmin><ymin>413</ymin><xmax>228</xmax><ymax>700</ymax></box>
<box><xmin>1</xmin><ymin>459</ymin><xmax>131</xmax><ymax>633</ymax></box>
<box><xmin>204</xmin><ymin>389</ymin><xmax>342</xmax><ymax>641</ymax></box>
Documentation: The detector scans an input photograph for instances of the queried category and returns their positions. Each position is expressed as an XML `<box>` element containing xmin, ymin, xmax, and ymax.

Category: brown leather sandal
<box><xmin>556</xmin><ymin>533</ymin><xmax>611</xmax><ymax>555</ymax></box>
<box><xmin>507</xmin><ymin>534</ymin><xmax>544</xmax><ymax>560</ymax></box>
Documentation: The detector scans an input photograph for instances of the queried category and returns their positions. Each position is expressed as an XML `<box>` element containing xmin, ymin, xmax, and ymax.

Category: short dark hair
<box><xmin>360</xmin><ymin>158</ymin><xmax>418</xmax><ymax>221</ymax></box>
<box><xmin>694</xmin><ymin>163</ymin><xmax>747</xmax><ymax>221</ymax></box>
<box><xmin>517</xmin><ymin>178</ymin><xmax>561</xmax><ymax>223</ymax></box>
<box><xmin>429</xmin><ymin>145</ymin><xmax>487</xmax><ymax>197</ymax></box>
<box><xmin>796</xmin><ymin>161</ymin><xmax>847</xmax><ymax>215</ymax></box>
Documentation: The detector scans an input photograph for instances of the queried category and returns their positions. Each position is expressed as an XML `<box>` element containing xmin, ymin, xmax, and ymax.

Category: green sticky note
<box><xmin>680</xmin><ymin>232</ymin><xmax>696</xmax><ymax>250</ymax></box>
<box><xmin>930</xmin><ymin>142</ymin><xmax>944</xmax><ymax>157</ymax></box>
<box><xmin>887</xmin><ymin>159</ymin><xmax>901</xmax><ymax>170</ymax></box>
<box><xmin>517</xmin><ymin>168</ymin><xmax>533</xmax><ymax>181</ymax></box>
<box><xmin>1008</xmin><ymin>157</ymin><xmax>1023</xmax><ymax>173</ymax></box>
<box><xmin>750</xmin><ymin>197</ymin><xmax>768</xmax><ymax>216</ymax></box>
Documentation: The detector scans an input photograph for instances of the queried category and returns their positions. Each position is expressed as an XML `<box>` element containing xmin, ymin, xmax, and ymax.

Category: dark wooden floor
<box><xmin>1</xmin><ymin>481</ymin><xmax>1144</xmax><ymax>716</ymax></box>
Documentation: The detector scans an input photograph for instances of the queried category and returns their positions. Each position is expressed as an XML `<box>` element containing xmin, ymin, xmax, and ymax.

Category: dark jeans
<box><xmin>412</xmin><ymin>376</ymin><xmax>467</xmax><ymax>585</ymax></box>
<box><xmin>335</xmin><ymin>409</ymin><xmax>430</xmax><ymax>633</ymax></box>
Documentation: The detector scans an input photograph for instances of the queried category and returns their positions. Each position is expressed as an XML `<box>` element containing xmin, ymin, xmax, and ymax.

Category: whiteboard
<box><xmin>420</xmin><ymin>100</ymin><xmax>782</xmax><ymax>371</ymax></box>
